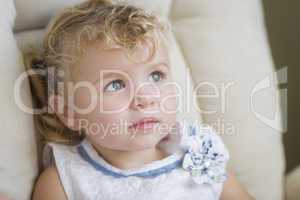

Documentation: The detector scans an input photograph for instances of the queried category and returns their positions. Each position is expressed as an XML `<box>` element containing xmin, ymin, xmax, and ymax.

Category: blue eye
<box><xmin>104</xmin><ymin>80</ymin><xmax>125</xmax><ymax>92</ymax></box>
<box><xmin>149</xmin><ymin>71</ymin><xmax>165</xmax><ymax>82</ymax></box>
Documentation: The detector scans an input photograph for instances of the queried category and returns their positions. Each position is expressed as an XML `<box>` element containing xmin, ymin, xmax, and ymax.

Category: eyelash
<box><xmin>149</xmin><ymin>70</ymin><xmax>166</xmax><ymax>82</ymax></box>
<box><xmin>103</xmin><ymin>70</ymin><xmax>167</xmax><ymax>93</ymax></box>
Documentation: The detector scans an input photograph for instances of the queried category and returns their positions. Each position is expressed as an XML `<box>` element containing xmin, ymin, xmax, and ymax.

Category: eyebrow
<box><xmin>93</xmin><ymin>62</ymin><xmax>169</xmax><ymax>84</ymax></box>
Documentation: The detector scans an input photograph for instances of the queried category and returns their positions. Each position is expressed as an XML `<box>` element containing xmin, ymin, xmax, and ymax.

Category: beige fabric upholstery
<box><xmin>0</xmin><ymin>1</ymin><xmax>38</xmax><ymax>199</ymax></box>
<box><xmin>170</xmin><ymin>1</ymin><xmax>285</xmax><ymax>199</ymax></box>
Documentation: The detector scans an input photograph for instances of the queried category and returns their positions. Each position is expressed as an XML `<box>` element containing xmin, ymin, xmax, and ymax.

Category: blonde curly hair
<box><xmin>25</xmin><ymin>0</ymin><xmax>171</xmax><ymax>145</ymax></box>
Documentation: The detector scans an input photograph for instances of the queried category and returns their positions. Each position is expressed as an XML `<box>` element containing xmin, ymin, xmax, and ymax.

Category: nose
<box><xmin>130</xmin><ymin>82</ymin><xmax>160</xmax><ymax>111</ymax></box>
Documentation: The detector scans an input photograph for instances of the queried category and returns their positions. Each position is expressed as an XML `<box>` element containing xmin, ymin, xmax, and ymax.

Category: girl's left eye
<box><xmin>149</xmin><ymin>71</ymin><xmax>165</xmax><ymax>82</ymax></box>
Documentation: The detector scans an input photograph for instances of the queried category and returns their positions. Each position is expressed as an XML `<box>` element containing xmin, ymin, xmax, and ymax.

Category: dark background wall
<box><xmin>262</xmin><ymin>0</ymin><xmax>300</xmax><ymax>173</ymax></box>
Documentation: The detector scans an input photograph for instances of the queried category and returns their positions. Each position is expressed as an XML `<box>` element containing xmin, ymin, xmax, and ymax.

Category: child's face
<box><xmin>69</xmin><ymin>37</ymin><xmax>178</xmax><ymax>151</ymax></box>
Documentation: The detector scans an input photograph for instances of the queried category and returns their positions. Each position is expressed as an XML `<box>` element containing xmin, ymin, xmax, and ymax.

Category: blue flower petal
<box><xmin>182</xmin><ymin>124</ymin><xmax>228</xmax><ymax>185</ymax></box>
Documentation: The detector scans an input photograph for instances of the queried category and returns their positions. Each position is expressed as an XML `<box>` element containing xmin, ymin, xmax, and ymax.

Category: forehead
<box><xmin>71</xmin><ymin>36</ymin><xmax>170</xmax><ymax>82</ymax></box>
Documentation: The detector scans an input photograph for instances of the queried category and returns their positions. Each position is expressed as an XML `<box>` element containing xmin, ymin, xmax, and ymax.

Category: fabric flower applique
<box><xmin>181</xmin><ymin>124</ymin><xmax>229</xmax><ymax>185</ymax></box>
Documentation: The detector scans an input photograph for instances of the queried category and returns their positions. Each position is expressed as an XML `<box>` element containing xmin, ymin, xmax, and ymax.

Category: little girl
<box><xmin>26</xmin><ymin>0</ymin><xmax>255</xmax><ymax>199</ymax></box>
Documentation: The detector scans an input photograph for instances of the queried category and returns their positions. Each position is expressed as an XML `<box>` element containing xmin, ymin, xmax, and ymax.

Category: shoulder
<box><xmin>220</xmin><ymin>170</ymin><xmax>256</xmax><ymax>200</ymax></box>
<box><xmin>32</xmin><ymin>165</ymin><xmax>67</xmax><ymax>200</ymax></box>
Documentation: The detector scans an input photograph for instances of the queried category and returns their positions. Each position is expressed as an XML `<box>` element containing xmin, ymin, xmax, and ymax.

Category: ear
<box><xmin>48</xmin><ymin>95</ymin><xmax>80</xmax><ymax>131</ymax></box>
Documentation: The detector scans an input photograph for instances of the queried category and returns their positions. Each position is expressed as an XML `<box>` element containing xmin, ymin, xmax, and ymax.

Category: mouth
<box><xmin>128</xmin><ymin>117</ymin><xmax>160</xmax><ymax>130</ymax></box>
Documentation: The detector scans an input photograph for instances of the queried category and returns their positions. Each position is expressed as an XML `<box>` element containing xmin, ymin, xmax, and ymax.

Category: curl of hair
<box><xmin>24</xmin><ymin>51</ymin><xmax>84</xmax><ymax>145</ymax></box>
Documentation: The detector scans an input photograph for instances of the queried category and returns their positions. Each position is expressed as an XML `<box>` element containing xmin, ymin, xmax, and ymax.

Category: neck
<box><xmin>90</xmin><ymin>143</ymin><xmax>168</xmax><ymax>170</ymax></box>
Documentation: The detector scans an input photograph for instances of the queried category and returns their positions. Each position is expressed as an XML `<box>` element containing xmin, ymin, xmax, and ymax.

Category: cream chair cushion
<box><xmin>0</xmin><ymin>0</ymin><xmax>38</xmax><ymax>199</ymax></box>
<box><xmin>171</xmin><ymin>1</ymin><xmax>285</xmax><ymax>199</ymax></box>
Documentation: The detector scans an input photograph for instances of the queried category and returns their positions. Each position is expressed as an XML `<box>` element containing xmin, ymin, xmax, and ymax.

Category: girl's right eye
<box><xmin>104</xmin><ymin>79</ymin><xmax>126</xmax><ymax>92</ymax></box>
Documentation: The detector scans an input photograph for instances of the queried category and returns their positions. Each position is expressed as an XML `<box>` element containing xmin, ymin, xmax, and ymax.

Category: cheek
<box><xmin>102</xmin><ymin>93</ymin><xmax>130</xmax><ymax>112</ymax></box>
<box><xmin>84</xmin><ymin>112</ymin><xmax>125</xmax><ymax>132</ymax></box>
<box><xmin>80</xmin><ymin>112</ymin><xmax>130</xmax><ymax>143</ymax></box>
<box><xmin>73</xmin><ymin>86</ymin><xmax>131</xmax><ymax>114</ymax></box>
<box><xmin>74</xmin><ymin>93</ymin><xmax>129</xmax><ymax>137</ymax></box>
<box><xmin>73</xmin><ymin>87</ymin><xmax>95</xmax><ymax>112</ymax></box>
<box><xmin>159</xmin><ymin>85</ymin><xmax>179</xmax><ymax>113</ymax></box>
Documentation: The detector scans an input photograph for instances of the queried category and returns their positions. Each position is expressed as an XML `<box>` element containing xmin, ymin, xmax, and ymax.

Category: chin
<box><xmin>125</xmin><ymin>136</ymin><xmax>162</xmax><ymax>151</ymax></box>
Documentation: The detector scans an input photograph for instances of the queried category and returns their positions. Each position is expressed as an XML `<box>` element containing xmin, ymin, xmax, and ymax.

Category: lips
<box><xmin>129</xmin><ymin>117</ymin><xmax>160</xmax><ymax>130</ymax></box>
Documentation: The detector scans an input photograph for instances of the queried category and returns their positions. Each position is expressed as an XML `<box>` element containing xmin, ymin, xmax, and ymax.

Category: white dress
<box><xmin>43</xmin><ymin>120</ymin><xmax>230</xmax><ymax>200</ymax></box>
